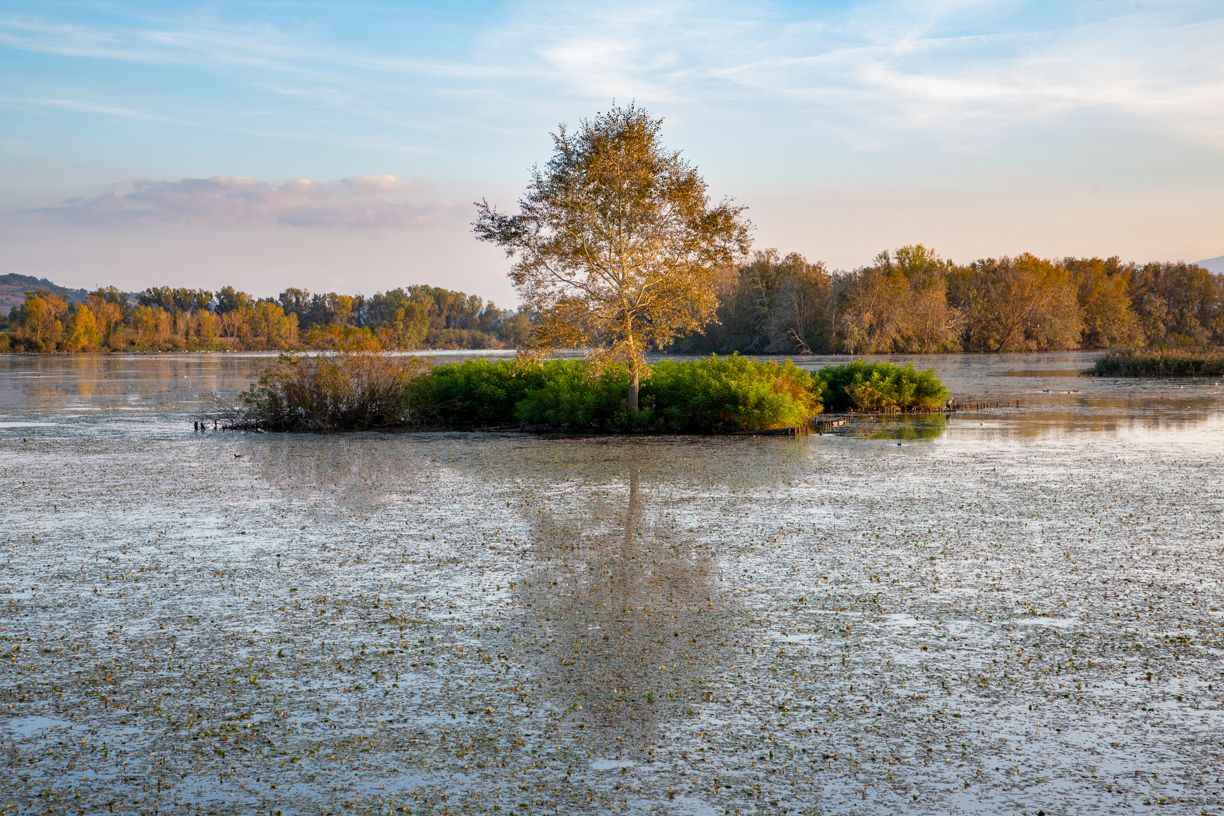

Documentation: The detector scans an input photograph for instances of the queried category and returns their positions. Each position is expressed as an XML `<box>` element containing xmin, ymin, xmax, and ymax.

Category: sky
<box><xmin>2</xmin><ymin>0</ymin><xmax>1222</xmax><ymax>304</ymax></box>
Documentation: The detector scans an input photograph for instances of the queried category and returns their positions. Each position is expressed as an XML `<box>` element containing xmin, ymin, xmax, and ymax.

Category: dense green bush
<box><xmin>417</xmin><ymin>355</ymin><xmax>823</xmax><ymax>432</ymax></box>
<box><xmin>511</xmin><ymin>362</ymin><xmax>641</xmax><ymax>430</ymax></box>
<box><xmin>232</xmin><ymin>354</ymin><xmax>953</xmax><ymax>433</ymax></box>
<box><xmin>415</xmin><ymin>358</ymin><xmax>641</xmax><ymax>429</ymax></box>
<box><xmin>1090</xmin><ymin>349</ymin><xmax>1224</xmax><ymax>377</ymax></box>
<box><xmin>646</xmin><ymin>357</ymin><xmax>821</xmax><ymax>432</ymax></box>
<box><xmin>818</xmin><ymin>361</ymin><xmax>949</xmax><ymax>412</ymax></box>
<box><xmin>418</xmin><ymin>357</ymin><xmax>537</xmax><ymax>425</ymax></box>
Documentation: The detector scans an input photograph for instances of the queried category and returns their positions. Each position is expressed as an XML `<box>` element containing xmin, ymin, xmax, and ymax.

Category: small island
<box><xmin>225</xmin><ymin>106</ymin><xmax>949</xmax><ymax>435</ymax></box>
<box><xmin>225</xmin><ymin>353</ymin><xmax>949</xmax><ymax>434</ymax></box>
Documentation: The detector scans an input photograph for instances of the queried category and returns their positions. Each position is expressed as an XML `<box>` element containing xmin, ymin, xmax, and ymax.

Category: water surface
<box><xmin>1</xmin><ymin>352</ymin><xmax>1222</xmax><ymax>814</ymax></box>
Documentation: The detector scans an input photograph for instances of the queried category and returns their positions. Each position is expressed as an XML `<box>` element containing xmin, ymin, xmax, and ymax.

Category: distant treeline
<box><xmin>0</xmin><ymin>284</ymin><xmax>530</xmax><ymax>353</ymax></box>
<box><xmin>3</xmin><ymin>245</ymin><xmax>1222</xmax><ymax>354</ymax></box>
<box><xmin>672</xmin><ymin>246</ymin><xmax>1224</xmax><ymax>354</ymax></box>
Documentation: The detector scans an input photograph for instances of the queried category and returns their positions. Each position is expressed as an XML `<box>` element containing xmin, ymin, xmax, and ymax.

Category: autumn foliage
<box><xmin>674</xmin><ymin>247</ymin><xmax>1224</xmax><ymax>355</ymax></box>
<box><xmin>475</xmin><ymin>104</ymin><xmax>752</xmax><ymax>409</ymax></box>
<box><xmin>1</xmin><ymin>283</ymin><xmax>528</xmax><ymax>353</ymax></box>
<box><xmin>3</xmin><ymin>248</ymin><xmax>1220</xmax><ymax>356</ymax></box>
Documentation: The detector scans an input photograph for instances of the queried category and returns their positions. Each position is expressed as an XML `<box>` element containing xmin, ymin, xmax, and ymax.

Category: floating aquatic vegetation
<box><xmin>1</xmin><ymin>352</ymin><xmax>1222</xmax><ymax>814</ymax></box>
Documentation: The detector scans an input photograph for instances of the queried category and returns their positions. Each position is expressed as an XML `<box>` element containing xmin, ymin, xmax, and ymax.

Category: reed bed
<box><xmin>1089</xmin><ymin>348</ymin><xmax>1224</xmax><ymax>378</ymax></box>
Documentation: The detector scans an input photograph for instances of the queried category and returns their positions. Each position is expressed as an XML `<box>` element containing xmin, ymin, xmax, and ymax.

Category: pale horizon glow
<box><xmin>2</xmin><ymin>0</ymin><xmax>1222</xmax><ymax>302</ymax></box>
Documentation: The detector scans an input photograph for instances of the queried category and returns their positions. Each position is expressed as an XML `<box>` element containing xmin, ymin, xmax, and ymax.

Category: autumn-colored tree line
<box><xmin>0</xmin><ymin>284</ymin><xmax>531</xmax><ymax>353</ymax></box>
<box><xmin>2</xmin><ymin>246</ymin><xmax>1220</xmax><ymax>355</ymax></box>
<box><xmin>674</xmin><ymin>246</ymin><xmax>1224</xmax><ymax>354</ymax></box>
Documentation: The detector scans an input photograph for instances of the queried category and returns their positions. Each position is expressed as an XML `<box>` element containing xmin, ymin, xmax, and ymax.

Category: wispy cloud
<box><xmin>31</xmin><ymin>176</ymin><xmax>454</xmax><ymax>230</ymax></box>
<box><xmin>1</xmin><ymin>1</ymin><xmax>1222</xmax><ymax>153</ymax></box>
<box><xmin>342</xmin><ymin>174</ymin><xmax>418</xmax><ymax>195</ymax></box>
<box><xmin>476</xmin><ymin>0</ymin><xmax>1224</xmax><ymax>147</ymax></box>
<box><xmin>704</xmin><ymin>5</ymin><xmax>1224</xmax><ymax>146</ymax></box>
<box><xmin>0</xmin><ymin>93</ymin><xmax>191</xmax><ymax>124</ymax></box>
<box><xmin>0</xmin><ymin>10</ymin><xmax>505</xmax><ymax>80</ymax></box>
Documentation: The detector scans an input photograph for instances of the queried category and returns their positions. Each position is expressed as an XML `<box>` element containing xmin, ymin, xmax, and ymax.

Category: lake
<box><xmin>1</xmin><ymin>351</ymin><xmax>1222</xmax><ymax>815</ymax></box>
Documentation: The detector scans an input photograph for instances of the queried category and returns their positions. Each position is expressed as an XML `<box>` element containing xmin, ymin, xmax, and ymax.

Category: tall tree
<box><xmin>835</xmin><ymin>259</ymin><xmax>910</xmax><ymax>354</ymax></box>
<box><xmin>835</xmin><ymin>246</ymin><xmax>961</xmax><ymax>354</ymax></box>
<box><xmin>279</xmin><ymin>288</ymin><xmax>312</xmax><ymax>325</ymax></box>
<box><xmin>474</xmin><ymin>103</ymin><xmax>752</xmax><ymax>409</ymax></box>
<box><xmin>13</xmin><ymin>291</ymin><xmax>68</xmax><ymax>351</ymax></box>
<box><xmin>1061</xmin><ymin>256</ymin><xmax>1140</xmax><ymax>348</ymax></box>
<box><xmin>960</xmin><ymin>254</ymin><xmax>1081</xmax><ymax>352</ymax></box>
<box><xmin>62</xmin><ymin>304</ymin><xmax>100</xmax><ymax>351</ymax></box>
<box><xmin>743</xmin><ymin>250</ymin><xmax>832</xmax><ymax>354</ymax></box>
<box><xmin>1128</xmin><ymin>262</ymin><xmax>1222</xmax><ymax>346</ymax></box>
<box><xmin>215</xmin><ymin>286</ymin><xmax>253</xmax><ymax>315</ymax></box>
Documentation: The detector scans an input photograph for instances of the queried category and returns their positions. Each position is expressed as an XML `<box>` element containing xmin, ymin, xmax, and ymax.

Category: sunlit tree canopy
<box><xmin>474</xmin><ymin>103</ymin><xmax>752</xmax><ymax>408</ymax></box>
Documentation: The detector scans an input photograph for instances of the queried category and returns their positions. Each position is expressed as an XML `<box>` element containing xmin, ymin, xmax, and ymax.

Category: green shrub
<box><xmin>512</xmin><ymin>361</ymin><xmax>644</xmax><ymax>430</ymax></box>
<box><xmin>1090</xmin><ymin>349</ymin><xmax>1224</xmax><ymax>377</ymax></box>
<box><xmin>418</xmin><ymin>357</ymin><xmax>638</xmax><ymax>428</ymax></box>
<box><xmin>232</xmin><ymin>354</ymin><xmax>955</xmax><ymax>432</ymax></box>
<box><xmin>417</xmin><ymin>355</ymin><xmax>823</xmax><ymax>432</ymax></box>
<box><xmin>419</xmin><ymin>357</ymin><xmax>539</xmax><ymax>425</ymax></box>
<box><xmin>818</xmin><ymin>361</ymin><xmax>949</xmax><ymax>412</ymax></box>
<box><xmin>646</xmin><ymin>356</ymin><xmax>821</xmax><ymax>432</ymax></box>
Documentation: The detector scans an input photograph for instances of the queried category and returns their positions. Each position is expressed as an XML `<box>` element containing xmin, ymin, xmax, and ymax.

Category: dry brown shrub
<box><xmin>225</xmin><ymin>352</ymin><xmax>432</xmax><ymax>432</ymax></box>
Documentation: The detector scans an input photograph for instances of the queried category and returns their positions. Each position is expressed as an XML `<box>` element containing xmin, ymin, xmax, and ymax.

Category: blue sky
<box><xmin>2</xmin><ymin>0</ymin><xmax>1222</xmax><ymax>302</ymax></box>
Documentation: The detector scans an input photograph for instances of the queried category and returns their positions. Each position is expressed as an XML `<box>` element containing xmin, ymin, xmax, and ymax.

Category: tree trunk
<box><xmin>628</xmin><ymin>364</ymin><xmax>640</xmax><ymax>411</ymax></box>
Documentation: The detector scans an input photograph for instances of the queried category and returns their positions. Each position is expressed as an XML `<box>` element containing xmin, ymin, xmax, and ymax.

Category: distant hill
<box><xmin>1196</xmin><ymin>256</ymin><xmax>1224</xmax><ymax>274</ymax></box>
<box><xmin>0</xmin><ymin>274</ymin><xmax>90</xmax><ymax>313</ymax></box>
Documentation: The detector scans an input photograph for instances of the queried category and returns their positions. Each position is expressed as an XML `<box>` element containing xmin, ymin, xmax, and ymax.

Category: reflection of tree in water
<box><xmin>833</xmin><ymin>395</ymin><xmax>1224</xmax><ymax>441</ymax></box>
<box><xmin>5</xmin><ymin>353</ymin><xmax>266</xmax><ymax>412</ymax></box>
<box><xmin>994</xmin><ymin>394</ymin><xmax>1221</xmax><ymax>437</ymax></box>
<box><xmin>247</xmin><ymin>435</ymin><xmax>431</xmax><ymax>508</ymax></box>
<box><xmin>10</xmin><ymin>354</ymin><xmax>117</xmax><ymax>410</ymax></box>
<box><xmin>512</xmin><ymin>469</ymin><xmax>726</xmax><ymax>756</ymax></box>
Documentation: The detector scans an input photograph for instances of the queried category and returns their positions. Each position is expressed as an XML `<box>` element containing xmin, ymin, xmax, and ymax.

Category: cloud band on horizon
<box><xmin>30</xmin><ymin>175</ymin><xmax>456</xmax><ymax>230</ymax></box>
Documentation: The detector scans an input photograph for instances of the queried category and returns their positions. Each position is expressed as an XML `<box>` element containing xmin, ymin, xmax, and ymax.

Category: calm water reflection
<box><xmin>516</xmin><ymin>468</ymin><xmax>724</xmax><ymax>752</ymax></box>
<box><xmin>4</xmin><ymin>350</ymin><xmax>1222</xmax><ymax>438</ymax></box>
